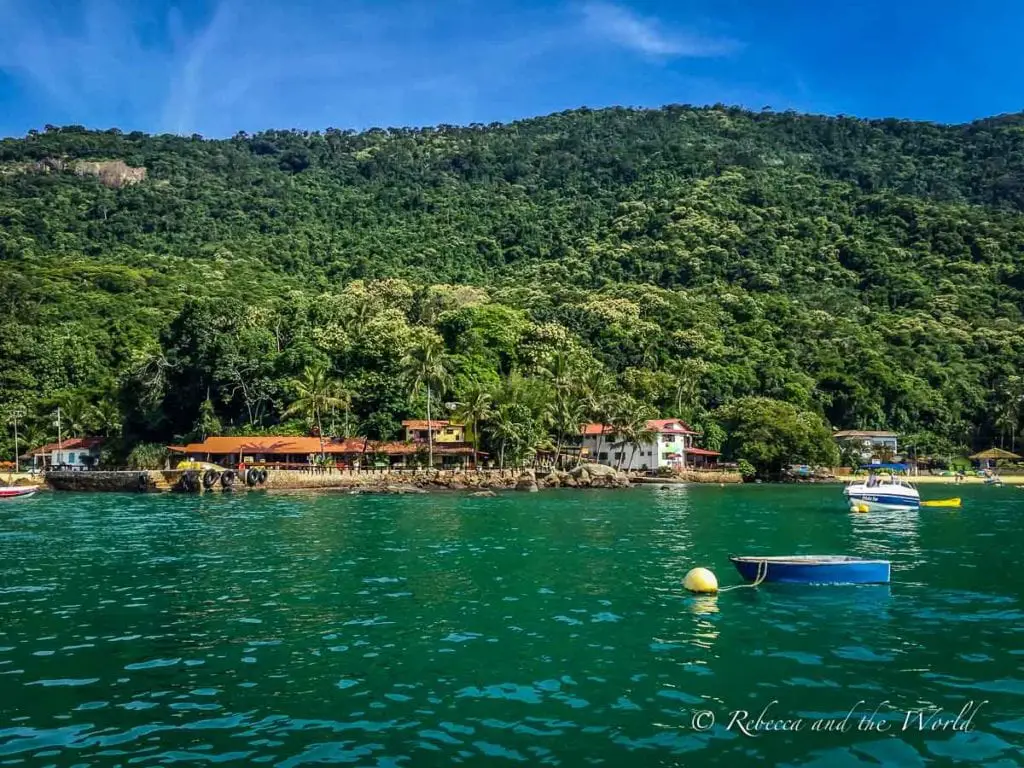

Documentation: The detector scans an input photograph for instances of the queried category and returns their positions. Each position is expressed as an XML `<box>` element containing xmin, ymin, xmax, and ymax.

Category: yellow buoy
<box><xmin>850</xmin><ymin>503</ymin><xmax>869</xmax><ymax>513</ymax></box>
<box><xmin>683</xmin><ymin>567</ymin><xmax>719</xmax><ymax>594</ymax></box>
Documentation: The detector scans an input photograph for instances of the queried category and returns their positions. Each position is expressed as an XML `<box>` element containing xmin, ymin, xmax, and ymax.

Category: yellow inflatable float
<box><xmin>920</xmin><ymin>498</ymin><xmax>961</xmax><ymax>508</ymax></box>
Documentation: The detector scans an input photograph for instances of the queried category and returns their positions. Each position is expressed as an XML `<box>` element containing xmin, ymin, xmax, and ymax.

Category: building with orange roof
<box><xmin>577</xmin><ymin>418</ymin><xmax>718</xmax><ymax>472</ymax></box>
<box><xmin>22</xmin><ymin>437</ymin><xmax>105</xmax><ymax>470</ymax></box>
<box><xmin>174</xmin><ymin>433</ymin><xmax>480</xmax><ymax>469</ymax></box>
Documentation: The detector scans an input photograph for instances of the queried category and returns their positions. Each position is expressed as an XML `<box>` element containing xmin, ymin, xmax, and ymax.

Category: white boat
<box><xmin>0</xmin><ymin>486</ymin><xmax>37</xmax><ymax>499</ymax></box>
<box><xmin>843</xmin><ymin>474</ymin><xmax>919</xmax><ymax>511</ymax></box>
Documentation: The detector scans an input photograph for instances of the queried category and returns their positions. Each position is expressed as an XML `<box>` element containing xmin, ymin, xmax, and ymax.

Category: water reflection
<box><xmin>684</xmin><ymin>595</ymin><xmax>720</xmax><ymax>616</ymax></box>
<box><xmin>1</xmin><ymin>487</ymin><xmax>1021</xmax><ymax>766</ymax></box>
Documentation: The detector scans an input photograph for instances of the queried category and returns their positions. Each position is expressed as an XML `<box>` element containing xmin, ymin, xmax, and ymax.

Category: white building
<box><xmin>23</xmin><ymin>437</ymin><xmax>105</xmax><ymax>470</ymax></box>
<box><xmin>579</xmin><ymin>419</ymin><xmax>719</xmax><ymax>472</ymax></box>
<box><xmin>832</xmin><ymin>430</ymin><xmax>899</xmax><ymax>462</ymax></box>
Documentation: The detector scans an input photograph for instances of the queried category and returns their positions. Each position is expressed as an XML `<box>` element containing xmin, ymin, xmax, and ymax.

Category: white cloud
<box><xmin>580</xmin><ymin>1</ymin><xmax>739</xmax><ymax>57</ymax></box>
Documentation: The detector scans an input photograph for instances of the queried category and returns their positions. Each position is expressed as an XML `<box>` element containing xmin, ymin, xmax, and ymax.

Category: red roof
<box><xmin>646</xmin><ymin>419</ymin><xmax>697</xmax><ymax>434</ymax></box>
<box><xmin>402</xmin><ymin>420</ymin><xmax>454</xmax><ymax>429</ymax></box>
<box><xmin>181</xmin><ymin>436</ymin><xmax>369</xmax><ymax>455</ymax></box>
<box><xmin>581</xmin><ymin>419</ymin><xmax>696</xmax><ymax>436</ymax></box>
<box><xmin>686</xmin><ymin>448</ymin><xmax>721</xmax><ymax>456</ymax></box>
<box><xmin>178</xmin><ymin>436</ymin><xmax>480</xmax><ymax>458</ymax></box>
<box><xmin>23</xmin><ymin>437</ymin><xmax>104</xmax><ymax>457</ymax></box>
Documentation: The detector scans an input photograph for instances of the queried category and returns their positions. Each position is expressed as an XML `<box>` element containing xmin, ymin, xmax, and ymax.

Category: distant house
<box><xmin>833</xmin><ymin>430</ymin><xmax>899</xmax><ymax>462</ymax></box>
<box><xmin>401</xmin><ymin>420</ymin><xmax>467</xmax><ymax>444</ymax></box>
<box><xmin>22</xmin><ymin>437</ymin><xmax>105</xmax><ymax>470</ymax></box>
<box><xmin>578</xmin><ymin>419</ymin><xmax>720</xmax><ymax>472</ymax></box>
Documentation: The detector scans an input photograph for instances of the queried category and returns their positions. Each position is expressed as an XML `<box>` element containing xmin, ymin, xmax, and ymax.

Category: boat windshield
<box><xmin>864</xmin><ymin>473</ymin><xmax>916</xmax><ymax>489</ymax></box>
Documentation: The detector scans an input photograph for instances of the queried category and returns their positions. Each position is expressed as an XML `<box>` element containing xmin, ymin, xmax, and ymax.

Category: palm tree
<box><xmin>59</xmin><ymin>395</ymin><xmax>95</xmax><ymax>438</ymax></box>
<box><xmin>670</xmin><ymin>358</ymin><xmax>709</xmax><ymax>422</ymax></box>
<box><xmin>92</xmin><ymin>398</ymin><xmax>123</xmax><ymax>438</ymax></box>
<box><xmin>997</xmin><ymin>375</ymin><xmax>1024</xmax><ymax>451</ymax></box>
<box><xmin>400</xmin><ymin>335</ymin><xmax>452</xmax><ymax>469</ymax></box>
<box><xmin>540</xmin><ymin>350</ymin><xmax>574</xmax><ymax>395</ymax></box>
<box><xmin>282</xmin><ymin>364</ymin><xmax>347</xmax><ymax>459</ymax></box>
<box><xmin>619</xmin><ymin>404</ymin><xmax>658</xmax><ymax>471</ymax></box>
<box><xmin>327</xmin><ymin>386</ymin><xmax>354</xmax><ymax>438</ymax></box>
<box><xmin>548</xmin><ymin>390</ymin><xmax>586</xmax><ymax>469</ymax></box>
<box><xmin>454</xmin><ymin>384</ymin><xmax>492</xmax><ymax>468</ymax></box>
<box><xmin>581</xmin><ymin>370</ymin><xmax>614</xmax><ymax>465</ymax></box>
<box><xmin>489</xmin><ymin>407</ymin><xmax>521</xmax><ymax>470</ymax></box>
<box><xmin>608</xmin><ymin>397</ymin><xmax>637</xmax><ymax>470</ymax></box>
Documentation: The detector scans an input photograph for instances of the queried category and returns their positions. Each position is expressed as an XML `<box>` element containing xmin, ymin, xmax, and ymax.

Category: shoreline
<box><xmin>24</xmin><ymin>469</ymin><xmax>1024</xmax><ymax>495</ymax></box>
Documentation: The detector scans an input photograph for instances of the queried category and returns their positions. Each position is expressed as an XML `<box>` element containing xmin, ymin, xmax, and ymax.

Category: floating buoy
<box><xmin>850</xmin><ymin>503</ymin><xmax>869</xmax><ymax>513</ymax></box>
<box><xmin>683</xmin><ymin>567</ymin><xmax>719</xmax><ymax>594</ymax></box>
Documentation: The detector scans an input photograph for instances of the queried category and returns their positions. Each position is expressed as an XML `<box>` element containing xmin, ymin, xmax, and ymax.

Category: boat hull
<box><xmin>730</xmin><ymin>556</ymin><xmax>891</xmax><ymax>585</ymax></box>
<box><xmin>845</xmin><ymin>492</ymin><xmax>920</xmax><ymax>511</ymax></box>
<box><xmin>0</xmin><ymin>487</ymin><xmax>36</xmax><ymax>499</ymax></box>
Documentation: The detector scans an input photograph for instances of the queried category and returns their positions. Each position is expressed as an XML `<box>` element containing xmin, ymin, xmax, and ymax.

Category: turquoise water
<box><xmin>1</xmin><ymin>485</ymin><xmax>1023</xmax><ymax>765</ymax></box>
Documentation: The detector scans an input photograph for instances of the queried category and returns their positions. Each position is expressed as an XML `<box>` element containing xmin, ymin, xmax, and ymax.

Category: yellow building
<box><xmin>402</xmin><ymin>420</ymin><xmax>467</xmax><ymax>444</ymax></box>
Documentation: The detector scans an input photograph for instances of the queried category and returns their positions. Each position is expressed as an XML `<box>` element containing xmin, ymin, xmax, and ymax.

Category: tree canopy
<box><xmin>3</xmin><ymin>105</ymin><xmax>1024</xmax><ymax>472</ymax></box>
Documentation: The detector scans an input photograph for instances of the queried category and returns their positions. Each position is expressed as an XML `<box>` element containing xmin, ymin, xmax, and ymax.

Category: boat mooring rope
<box><xmin>719</xmin><ymin>558</ymin><xmax>769</xmax><ymax>591</ymax></box>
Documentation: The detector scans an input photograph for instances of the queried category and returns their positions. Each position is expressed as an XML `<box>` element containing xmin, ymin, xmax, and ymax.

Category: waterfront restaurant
<box><xmin>174</xmin><ymin>434</ymin><xmax>479</xmax><ymax>470</ymax></box>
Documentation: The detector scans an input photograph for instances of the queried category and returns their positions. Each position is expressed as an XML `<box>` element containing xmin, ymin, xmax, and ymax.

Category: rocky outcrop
<box><xmin>471</xmin><ymin>490</ymin><xmax>497</xmax><ymax>497</ymax></box>
<box><xmin>1</xmin><ymin>158</ymin><xmax>147</xmax><ymax>188</ymax></box>
<box><xmin>515</xmin><ymin>470</ymin><xmax>539</xmax><ymax>493</ymax></box>
<box><xmin>541</xmin><ymin>464</ymin><xmax>630</xmax><ymax>489</ymax></box>
<box><xmin>74</xmin><ymin>160</ymin><xmax>147</xmax><ymax>188</ymax></box>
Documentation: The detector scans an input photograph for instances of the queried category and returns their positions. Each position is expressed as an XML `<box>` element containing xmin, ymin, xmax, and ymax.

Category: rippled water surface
<box><xmin>1</xmin><ymin>486</ymin><xmax>1023</xmax><ymax>765</ymax></box>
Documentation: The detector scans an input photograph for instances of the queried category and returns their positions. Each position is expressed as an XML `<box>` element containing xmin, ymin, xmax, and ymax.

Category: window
<box><xmin>67</xmin><ymin>452</ymin><xmax>76</xmax><ymax>464</ymax></box>
<box><xmin>662</xmin><ymin>452</ymin><xmax>673</xmax><ymax>460</ymax></box>
<box><xmin>599</xmin><ymin>452</ymin><xmax>608</xmax><ymax>461</ymax></box>
<box><xmin>614</xmin><ymin>453</ymin><xmax>624</xmax><ymax>461</ymax></box>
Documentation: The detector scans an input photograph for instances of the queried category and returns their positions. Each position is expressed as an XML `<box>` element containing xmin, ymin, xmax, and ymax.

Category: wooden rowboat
<box><xmin>730</xmin><ymin>555</ymin><xmax>891</xmax><ymax>585</ymax></box>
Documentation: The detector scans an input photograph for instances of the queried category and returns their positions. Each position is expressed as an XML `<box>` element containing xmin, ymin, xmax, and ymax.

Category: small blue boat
<box><xmin>730</xmin><ymin>555</ymin><xmax>891</xmax><ymax>585</ymax></box>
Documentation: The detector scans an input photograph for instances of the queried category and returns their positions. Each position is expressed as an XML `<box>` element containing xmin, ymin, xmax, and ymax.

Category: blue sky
<box><xmin>0</xmin><ymin>0</ymin><xmax>1021</xmax><ymax>138</ymax></box>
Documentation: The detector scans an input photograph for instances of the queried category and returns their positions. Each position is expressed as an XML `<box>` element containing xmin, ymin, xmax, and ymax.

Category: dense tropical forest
<box><xmin>3</xmin><ymin>105</ymin><xmax>1024</xmax><ymax>473</ymax></box>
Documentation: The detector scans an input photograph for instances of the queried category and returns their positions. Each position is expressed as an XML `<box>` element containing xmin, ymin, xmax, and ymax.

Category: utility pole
<box><xmin>55</xmin><ymin>406</ymin><xmax>63</xmax><ymax>470</ymax></box>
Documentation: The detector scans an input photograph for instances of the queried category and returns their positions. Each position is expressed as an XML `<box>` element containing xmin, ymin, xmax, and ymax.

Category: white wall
<box><xmin>581</xmin><ymin>434</ymin><xmax>691</xmax><ymax>471</ymax></box>
<box><xmin>48</xmin><ymin>449</ymin><xmax>98</xmax><ymax>467</ymax></box>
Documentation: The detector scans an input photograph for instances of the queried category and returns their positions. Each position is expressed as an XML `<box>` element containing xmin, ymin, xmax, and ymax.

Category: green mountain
<box><xmin>3</xmin><ymin>105</ymin><xmax>1024</xmax><ymax>468</ymax></box>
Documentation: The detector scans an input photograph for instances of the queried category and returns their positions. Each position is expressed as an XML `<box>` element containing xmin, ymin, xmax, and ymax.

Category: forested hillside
<box><xmin>3</xmin><ymin>105</ymin><xmax>1024</xmax><ymax>470</ymax></box>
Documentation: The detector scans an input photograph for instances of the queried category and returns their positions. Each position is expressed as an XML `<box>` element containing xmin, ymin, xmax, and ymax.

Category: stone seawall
<box><xmin>43</xmin><ymin>464</ymin><xmax>634</xmax><ymax>494</ymax></box>
<box><xmin>262</xmin><ymin>468</ymin><xmax>528</xmax><ymax>492</ymax></box>
<box><xmin>46</xmin><ymin>470</ymin><xmax>167</xmax><ymax>492</ymax></box>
